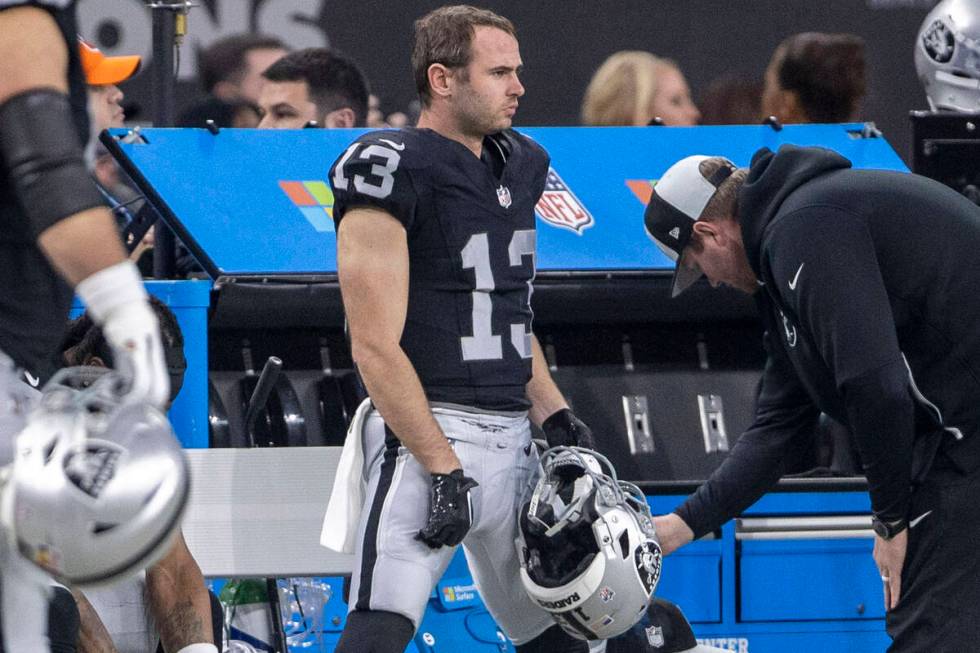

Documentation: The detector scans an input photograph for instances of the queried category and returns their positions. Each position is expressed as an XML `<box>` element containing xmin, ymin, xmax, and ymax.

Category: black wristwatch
<box><xmin>871</xmin><ymin>516</ymin><xmax>908</xmax><ymax>540</ymax></box>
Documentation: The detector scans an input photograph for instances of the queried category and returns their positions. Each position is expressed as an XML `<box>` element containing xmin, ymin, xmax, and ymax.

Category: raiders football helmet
<box><xmin>1</xmin><ymin>367</ymin><xmax>189</xmax><ymax>585</ymax></box>
<box><xmin>516</xmin><ymin>446</ymin><xmax>662</xmax><ymax>641</ymax></box>
<box><xmin>915</xmin><ymin>0</ymin><xmax>980</xmax><ymax>112</ymax></box>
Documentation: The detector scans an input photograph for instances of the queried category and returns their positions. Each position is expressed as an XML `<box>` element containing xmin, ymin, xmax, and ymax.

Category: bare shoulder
<box><xmin>0</xmin><ymin>5</ymin><xmax>68</xmax><ymax>102</ymax></box>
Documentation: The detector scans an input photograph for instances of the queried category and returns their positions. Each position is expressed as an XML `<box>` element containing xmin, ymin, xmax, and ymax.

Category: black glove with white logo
<box><xmin>543</xmin><ymin>408</ymin><xmax>595</xmax><ymax>450</ymax></box>
<box><xmin>415</xmin><ymin>469</ymin><xmax>479</xmax><ymax>549</ymax></box>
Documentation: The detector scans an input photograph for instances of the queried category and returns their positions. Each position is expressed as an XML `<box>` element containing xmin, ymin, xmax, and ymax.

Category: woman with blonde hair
<box><xmin>581</xmin><ymin>50</ymin><xmax>700</xmax><ymax>126</ymax></box>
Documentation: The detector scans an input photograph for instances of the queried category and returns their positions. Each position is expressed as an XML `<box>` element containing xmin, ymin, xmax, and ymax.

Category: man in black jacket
<box><xmin>644</xmin><ymin>145</ymin><xmax>980</xmax><ymax>652</ymax></box>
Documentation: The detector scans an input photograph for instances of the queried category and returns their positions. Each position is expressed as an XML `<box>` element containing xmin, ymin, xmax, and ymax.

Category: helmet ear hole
<box><xmin>618</xmin><ymin>530</ymin><xmax>630</xmax><ymax>559</ymax></box>
<box><xmin>42</xmin><ymin>440</ymin><xmax>57</xmax><ymax>464</ymax></box>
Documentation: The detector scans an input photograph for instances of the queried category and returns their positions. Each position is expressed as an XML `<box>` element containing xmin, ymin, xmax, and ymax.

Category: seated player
<box><xmin>55</xmin><ymin>299</ymin><xmax>222</xmax><ymax>653</ymax></box>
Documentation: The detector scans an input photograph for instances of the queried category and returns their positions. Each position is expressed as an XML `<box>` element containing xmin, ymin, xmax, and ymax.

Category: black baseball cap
<box><xmin>644</xmin><ymin>155</ymin><xmax>736</xmax><ymax>297</ymax></box>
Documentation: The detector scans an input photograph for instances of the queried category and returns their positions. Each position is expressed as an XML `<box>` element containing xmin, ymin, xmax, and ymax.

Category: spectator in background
<box><xmin>367</xmin><ymin>93</ymin><xmax>386</xmax><ymax>127</ymax></box>
<box><xmin>197</xmin><ymin>33</ymin><xmax>287</xmax><ymax>104</ymax></box>
<box><xmin>581</xmin><ymin>50</ymin><xmax>700</xmax><ymax>126</ymax></box>
<box><xmin>178</xmin><ymin>34</ymin><xmax>287</xmax><ymax>127</ymax></box>
<box><xmin>699</xmin><ymin>74</ymin><xmax>764</xmax><ymax>125</ymax></box>
<box><xmin>80</xmin><ymin>38</ymin><xmax>140</xmax><ymax>206</ymax></box>
<box><xmin>175</xmin><ymin>96</ymin><xmax>261</xmax><ymax>128</ymax></box>
<box><xmin>761</xmin><ymin>32</ymin><xmax>866</xmax><ymax>124</ymax></box>
<box><xmin>257</xmin><ymin>48</ymin><xmax>369</xmax><ymax>128</ymax></box>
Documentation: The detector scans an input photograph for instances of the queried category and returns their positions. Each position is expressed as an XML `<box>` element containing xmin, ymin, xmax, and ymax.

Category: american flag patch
<box><xmin>536</xmin><ymin>168</ymin><xmax>594</xmax><ymax>235</ymax></box>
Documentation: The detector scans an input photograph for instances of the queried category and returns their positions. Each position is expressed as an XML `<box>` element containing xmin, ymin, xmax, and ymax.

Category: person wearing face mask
<box><xmin>581</xmin><ymin>50</ymin><xmax>700</xmax><ymax>127</ymax></box>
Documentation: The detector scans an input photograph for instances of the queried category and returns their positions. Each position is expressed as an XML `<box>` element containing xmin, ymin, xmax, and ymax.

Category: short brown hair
<box><xmin>699</xmin><ymin>158</ymin><xmax>748</xmax><ymax>222</ymax></box>
<box><xmin>771</xmin><ymin>32</ymin><xmax>866</xmax><ymax>123</ymax></box>
<box><xmin>198</xmin><ymin>34</ymin><xmax>286</xmax><ymax>94</ymax></box>
<box><xmin>262</xmin><ymin>48</ymin><xmax>371</xmax><ymax>127</ymax></box>
<box><xmin>412</xmin><ymin>5</ymin><xmax>516</xmax><ymax>107</ymax></box>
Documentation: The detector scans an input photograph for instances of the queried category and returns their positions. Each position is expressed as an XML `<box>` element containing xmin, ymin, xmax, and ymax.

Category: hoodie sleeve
<box><xmin>767</xmin><ymin>206</ymin><xmax>914</xmax><ymax>523</ymax></box>
<box><xmin>675</xmin><ymin>300</ymin><xmax>820</xmax><ymax>538</ymax></box>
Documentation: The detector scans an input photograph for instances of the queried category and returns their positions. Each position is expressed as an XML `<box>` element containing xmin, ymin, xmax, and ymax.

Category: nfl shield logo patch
<box><xmin>599</xmin><ymin>587</ymin><xmax>615</xmax><ymax>603</ymax></box>
<box><xmin>497</xmin><ymin>185</ymin><xmax>512</xmax><ymax>208</ymax></box>
<box><xmin>535</xmin><ymin>168</ymin><xmax>594</xmax><ymax>235</ymax></box>
<box><xmin>645</xmin><ymin>625</ymin><xmax>665</xmax><ymax>647</ymax></box>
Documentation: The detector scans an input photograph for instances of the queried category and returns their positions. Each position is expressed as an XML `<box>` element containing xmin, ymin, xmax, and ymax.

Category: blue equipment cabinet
<box><xmin>72</xmin><ymin>279</ymin><xmax>210</xmax><ymax>448</ymax></box>
<box><xmin>649</xmin><ymin>482</ymin><xmax>890</xmax><ymax>652</ymax></box>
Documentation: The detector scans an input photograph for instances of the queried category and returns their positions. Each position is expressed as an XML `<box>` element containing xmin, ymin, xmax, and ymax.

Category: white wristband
<box><xmin>176</xmin><ymin>644</ymin><xmax>219</xmax><ymax>653</ymax></box>
<box><xmin>75</xmin><ymin>260</ymin><xmax>147</xmax><ymax>324</ymax></box>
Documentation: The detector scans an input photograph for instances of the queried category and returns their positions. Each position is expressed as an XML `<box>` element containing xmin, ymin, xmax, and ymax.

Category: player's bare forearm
<box><xmin>339</xmin><ymin>207</ymin><xmax>460</xmax><ymax>474</ymax></box>
<box><xmin>38</xmin><ymin>208</ymin><xmax>129</xmax><ymax>287</ymax></box>
<box><xmin>146</xmin><ymin>534</ymin><xmax>213</xmax><ymax>650</ymax></box>
<box><xmin>0</xmin><ymin>7</ymin><xmax>69</xmax><ymax>102</ymax></box>
<box><xmin>356</xmin><ymin>345</ymin><xmax>460</xmax><ymax>474</ymax></box>
<box><xmin>73</xmin><ymin>588</ymin><xmax>120</xmax><ymax>653</ymax></box>
<box><xmin>526</xmin><ymin>335</ymin><xmax>568</xmax><ymax>427</ymax></box>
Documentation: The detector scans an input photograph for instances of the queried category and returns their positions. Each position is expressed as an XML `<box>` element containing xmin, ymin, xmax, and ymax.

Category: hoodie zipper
<box><xmin>903</xmin><ymin>354</ymin><xmax>964</xmax><ymax>440</ymax></box>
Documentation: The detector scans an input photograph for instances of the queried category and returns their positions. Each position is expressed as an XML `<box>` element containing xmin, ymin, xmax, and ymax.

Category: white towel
<box><xmin>319</xmin><ymin>398</ymin><xmax>372</xmax><ymax>553</ymax></box>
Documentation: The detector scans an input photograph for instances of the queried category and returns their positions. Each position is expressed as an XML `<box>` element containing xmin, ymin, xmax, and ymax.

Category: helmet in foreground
<box><xmin>915</xmin><ymin>0</ymin><xmax>980</xmax><ymax>112</ymax></box>
<box><xmin>516</xmin><ymin>446</ymin><xmax>662</xmax><ymax>641</ymax></box>
<box><xmin>1</xmin><ymin>367</ymin><xmax>189</xmax><ymax>585</ymax></box>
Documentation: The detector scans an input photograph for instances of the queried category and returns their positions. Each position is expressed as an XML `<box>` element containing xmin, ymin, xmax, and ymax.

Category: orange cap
<box><xmin>78</xmin><ymin>37</ymin><xmax>141</xmax><ymax>85</ymax></box>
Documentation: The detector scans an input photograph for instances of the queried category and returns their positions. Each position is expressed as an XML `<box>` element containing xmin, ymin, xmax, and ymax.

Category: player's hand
<box><xmin>652</xmin><ymin>513</ymin><xmax>695</xmax><ymax>556</ymax></box>
<box><xmin>415</xmin><ymin>469</ymin><xmax>478</xmax><ymax>549</ymax></box>
<box><xmin>102</xmin><ymin>299</ymin><xmax>169</xmax><ymax>408</ymax></box>
<box><xmin>874</xmin><ymin>529</ymin><xmax>908</xmax><ymax>611</ymax></box>
<box><xmin>542</xmin><ymin>408</ymin><xmax>595</xmax><ymax>449</ymax></box>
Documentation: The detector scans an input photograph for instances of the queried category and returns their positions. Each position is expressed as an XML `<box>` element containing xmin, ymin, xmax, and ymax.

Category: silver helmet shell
<box><xmin>915</xmin><ymin>0</ymin><xmax>980</xmax><ymax>112</ymax></box>
<box><xmin>516</xmin><ymin>447</ymin><xmax>662</xmax><ymax>641</ymax></box>
<box><xmin>1</xmin><ymin>368</ymin><xmax>189</xmax><ymax>585</ymax></box>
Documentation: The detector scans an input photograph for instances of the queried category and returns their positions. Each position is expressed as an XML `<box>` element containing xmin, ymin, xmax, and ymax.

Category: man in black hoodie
<box><xmin>643</xmin><ymin>144</ymin><xmax>980</xmax><ymax>652</ymax></box>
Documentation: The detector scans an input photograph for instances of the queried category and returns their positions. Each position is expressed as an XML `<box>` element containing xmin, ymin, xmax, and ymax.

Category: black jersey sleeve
<box><xmin>329</xmin><ymin>131</ymin><xmax>420</xmax><ymax>231</ymax></box>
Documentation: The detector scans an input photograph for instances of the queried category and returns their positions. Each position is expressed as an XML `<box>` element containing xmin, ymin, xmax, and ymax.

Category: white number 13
<box><xmin>332</xmin><ymin>144</ymin><xmax>400</xmax><ymax>199</ymax></box>
<box><xmin>460</xmin><ymin>230</ymin><xmax>535</xmax><ymax>361</ymax></box>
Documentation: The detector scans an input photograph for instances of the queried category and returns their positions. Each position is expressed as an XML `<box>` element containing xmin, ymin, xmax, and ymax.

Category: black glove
<box><xmin>542</xmin><ymin>408</ymin><xmax>595</xmax><ymax>449</ymax></box>
<box><xmin>415</xmin><ymin>469</ymin><xmax>479</xmax><ymax>549</ymax></box>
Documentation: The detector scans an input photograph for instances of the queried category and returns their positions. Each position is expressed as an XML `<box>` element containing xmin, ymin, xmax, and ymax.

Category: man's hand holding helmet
<box><xmin>542</xmin><ymin>408</ymin><xmax>595</xmax><ymax>449</ymax></box>
<box><xmin>76</xmin><ymin>261</ymin><xmax>169</xmax><ymax>408</ymax></box>
<box><xmin>652</xmin><ymin>513</ymin><xmax>695</xmax><ymax>556</ymax></box>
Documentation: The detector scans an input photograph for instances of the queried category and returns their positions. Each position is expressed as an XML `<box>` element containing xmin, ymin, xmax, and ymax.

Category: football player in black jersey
<box><xmin>329</xmin><ymin>6</ymin><xmax>593</xmax><ymax>653</ymax></box>
<box><xmin>0</xmin><ymin>2</ymin><xmax>169</xmax><ymax>650</ymax></box>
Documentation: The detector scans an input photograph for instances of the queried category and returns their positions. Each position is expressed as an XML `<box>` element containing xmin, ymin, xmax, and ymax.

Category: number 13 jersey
<box><xmin>329</xmin><ymin>128</ymin><xmax>550</xmax><ymax>411</ymax></box>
